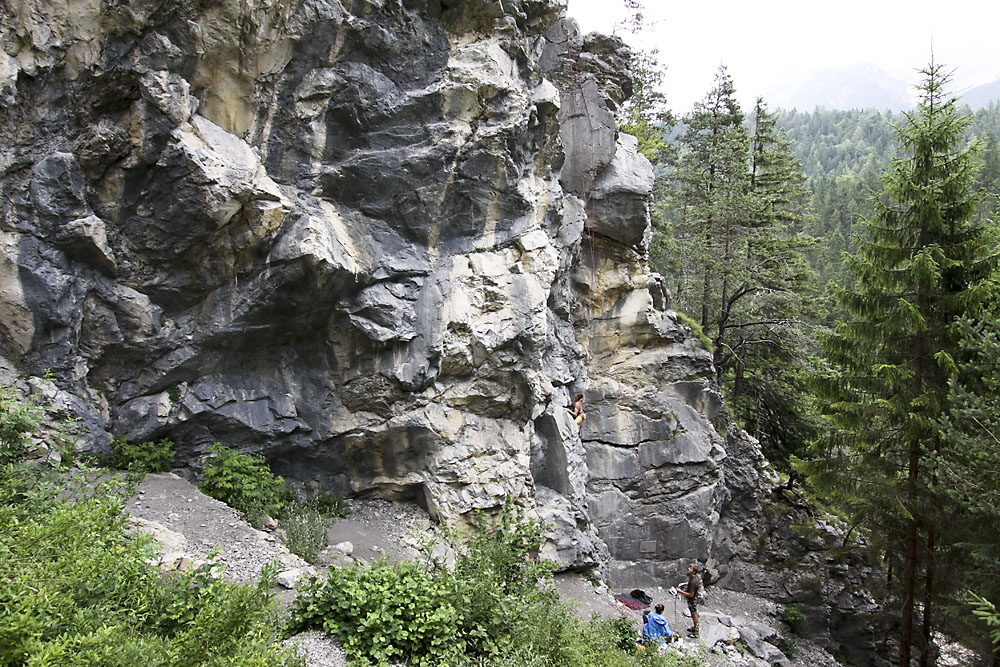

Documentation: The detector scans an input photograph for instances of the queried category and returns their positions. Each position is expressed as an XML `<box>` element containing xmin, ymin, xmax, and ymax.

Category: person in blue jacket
<box><xmin>641</xmin><ymin>603</ymin><xmax>675</xmax><ymax>643</ymax></box>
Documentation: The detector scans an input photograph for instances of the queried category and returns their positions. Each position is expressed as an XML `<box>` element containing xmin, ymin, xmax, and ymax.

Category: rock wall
<box><xmin>0</xmin><ymin>0</ymin><xmax>756</xmax><ymax>570</ymax></box>
<box><xmin>0</xmin><ymin>9</ymin><xmax>886</xmax><ymax>657</ymax></box>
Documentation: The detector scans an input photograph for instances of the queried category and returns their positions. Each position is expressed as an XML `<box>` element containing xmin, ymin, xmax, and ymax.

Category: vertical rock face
<box><xmin>0</xmin><ymin>0</ymin><xmax>779</xmax><ymax>590</ymax></box>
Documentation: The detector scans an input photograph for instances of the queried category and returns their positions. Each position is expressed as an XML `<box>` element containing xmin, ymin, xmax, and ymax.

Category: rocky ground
<box><xmin>127</xmin><ymin>473</ymin><xmax>989</xmax><ymax>667</ymax></box>
<box><xmin>126</xmin><ymin>472</ymin><xmax>855</xmax><ymax>666</ymax></box>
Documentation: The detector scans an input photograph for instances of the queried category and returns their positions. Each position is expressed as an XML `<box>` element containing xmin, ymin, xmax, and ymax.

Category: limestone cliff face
<box><xmin>1</xmin><ymin>0</ymin><xmax>778</xmax><ymax>592</ymax></box>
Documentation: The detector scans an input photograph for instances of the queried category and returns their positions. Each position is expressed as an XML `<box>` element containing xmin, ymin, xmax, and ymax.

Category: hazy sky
<box><xmin>564</xmin><ymin>0</ymin><xmax>1000</xmax><ymax>112</ymax></box>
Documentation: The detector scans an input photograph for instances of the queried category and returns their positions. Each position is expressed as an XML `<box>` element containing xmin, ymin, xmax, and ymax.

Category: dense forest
<box><xmin>624</xmin><ymin>52</ymin><xmax>1000</xmax><ymax>665</ymax></box>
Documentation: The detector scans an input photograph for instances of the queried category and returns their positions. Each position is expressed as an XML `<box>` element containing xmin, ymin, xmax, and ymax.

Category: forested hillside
<box><xmin>633</xmin><ymin>58</ymin><xmax>1000</xmax><ymax>665</ymax></box>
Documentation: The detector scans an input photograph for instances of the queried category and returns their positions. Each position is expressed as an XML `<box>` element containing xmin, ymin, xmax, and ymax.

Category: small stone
<box><xmin>331</xmin><ymin>541</ymin><xmax>353</xmax><ymax>556</ymax></box>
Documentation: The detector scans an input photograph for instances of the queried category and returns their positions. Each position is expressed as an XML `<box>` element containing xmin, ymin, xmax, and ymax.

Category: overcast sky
<box><xmin>564</xmin><ymin>0</ymin><xmax>1000</xmax><ymax>112</ymax></box>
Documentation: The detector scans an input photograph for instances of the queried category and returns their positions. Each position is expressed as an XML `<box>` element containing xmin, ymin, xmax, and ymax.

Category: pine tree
<box><xmin>719</xmin><ymin>98</ymin><xmax>818</xmax><ymax>462</ymax></box>
<box><xmin>802</xmin><ymin>63</ymin><xmax>1000</xmax><ymax>667</ymax></box>
<box><xmin>618</xmin><ymin>47</ymin><xmax>674</xmax><ymax>166</ymax></box>
<box><xmin>656</xmin><ymin>77</ymin><xmax>818</xmax><ymax>467</ymax></box>
<box><xmin>662</xmin><ymin>66</ymin><xmax>749</xmax><ymax>330</ymax></box>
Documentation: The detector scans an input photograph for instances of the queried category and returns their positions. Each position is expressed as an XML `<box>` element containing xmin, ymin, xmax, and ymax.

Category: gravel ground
<box><xmin>128</xmin><ymin>472</ymin><xmax>311</xmax><ymax>584</ymax></box>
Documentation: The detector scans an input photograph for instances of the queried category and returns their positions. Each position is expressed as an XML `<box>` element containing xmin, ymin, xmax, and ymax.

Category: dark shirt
<box><xmin>686</xmin><ymin>574</ymin><xmax>701</xmax><ymax>598</ymax></box>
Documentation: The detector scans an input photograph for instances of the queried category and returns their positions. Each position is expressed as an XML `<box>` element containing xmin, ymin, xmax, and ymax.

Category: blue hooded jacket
<box><xmin>642</xmin><ymin>611</ymin><xmax>674</xmax><ymax>642</ymax></box>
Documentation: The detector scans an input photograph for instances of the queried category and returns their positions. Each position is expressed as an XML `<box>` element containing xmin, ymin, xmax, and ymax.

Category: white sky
<box><xmin>564</xmin><ymin>0</ymin><xmax>1000</xmax><ymax>112</ymax></box>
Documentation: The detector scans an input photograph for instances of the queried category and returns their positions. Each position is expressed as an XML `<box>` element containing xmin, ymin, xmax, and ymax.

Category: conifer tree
<box><xmin>803</xmin><ymin>63</ymin><xmax>999</xmax><ymax>666</ymax></box>
<box><xmin>657</xmin><ymin>76</ymin><xmax>817</xmax><ymax>466</ymax></box>
<box><xmin>663</xmin><ymin>66</ymin><xmax>749</xmax><ymax>330</ymax></box>
<box><xmin>720</xmin><ymin>98</ymin><xmax>817</xmax><ymax>460</ymax></box>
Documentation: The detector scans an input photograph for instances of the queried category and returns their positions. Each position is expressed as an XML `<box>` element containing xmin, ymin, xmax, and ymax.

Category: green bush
<box><xmin>198</xmin><ymin>443</ymin><xmax>293</xmax><ymax>527</ymax></box>
<box><xmin>448</xmin><ymin>502</ymin><xmax>556</xmax><ymax>659</ymax></box>
<box><xmin>780</xmin><ymin>604</ymin><xmax>807</xmax><ymax>633</ymax></box>
<box><xmin>0</xmin><ymin>462</ymin><xmax>303</xmax><ymax>667</ymax></box>
<box><xmin>674</xmin><ymin>311</ymin><xmax>714</xmax><ymax>352</ymax></box>
<box><xmin>0</xmin><ymin>386</ymin><xmax>44</xmax><ymax>463</ymax></box>
<box><xmin>106</xmin><ymin>436</ymin><xmax>175</xmax><ymax>473</ymax></box>
<box><xmin>289</xmin><ymin>560</ymin><xmax>463</xmax><ymax>666</ymax></box>
<box><xmin>289</xmin><ymin>500</ymin><xmax>711</xmax><ymax>667</ymax></box>
<box><xmin>282</xmin><ymin>504</ymin><xmax>329</xmax><ymax>564</ymax></box>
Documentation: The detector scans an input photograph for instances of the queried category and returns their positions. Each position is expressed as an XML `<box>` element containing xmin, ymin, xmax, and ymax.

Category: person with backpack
<box><xmin>678</xmin><ymin>563</ymin><xmax>702</xmax><ymax>638</ymax></box>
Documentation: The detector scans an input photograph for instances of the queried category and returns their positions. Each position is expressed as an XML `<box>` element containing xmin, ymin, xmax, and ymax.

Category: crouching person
<box><xmin>641</xmin><ymin>603</ymin><xmax>675</xmax><ymax>644</ymax></box>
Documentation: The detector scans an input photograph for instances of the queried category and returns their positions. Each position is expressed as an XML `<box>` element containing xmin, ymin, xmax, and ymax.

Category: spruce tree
<box><xmin>662</xmin><ymin>65</ymin><xmax>749</xmax><ymax>332</ymax></box>
<box><xmin>657</xmin><ymin>76</ymin><xmax>818</xmax><ymax>467</ymax></box>
<box><xmin>803</xmin><ymin>63</ymin><xmax>999</xmax><ymax>666</ymax></box>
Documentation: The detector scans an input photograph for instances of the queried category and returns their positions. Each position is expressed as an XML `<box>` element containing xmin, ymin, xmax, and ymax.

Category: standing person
<box><xmin>642</xmin><ymin>603</ymin><xmax>675</xmax><ymax>643</ymax></box>
<box><xmin>678</xmin><ymin>563</ymin><xmax>701</xmax><ymax>638</ymax></box>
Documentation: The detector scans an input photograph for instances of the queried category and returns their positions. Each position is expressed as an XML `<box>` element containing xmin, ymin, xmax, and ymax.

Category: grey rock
<box><xmin>701</xmin><ymin>620</ymin><xmax>737</xmax><ymax>647</ymax></box>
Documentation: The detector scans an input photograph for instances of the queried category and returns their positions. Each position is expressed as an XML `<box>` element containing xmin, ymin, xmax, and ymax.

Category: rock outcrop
<box><xmin>1</xmin><ymin>1</ymin><xmax>886</xmax><ymax>662</ymax></box>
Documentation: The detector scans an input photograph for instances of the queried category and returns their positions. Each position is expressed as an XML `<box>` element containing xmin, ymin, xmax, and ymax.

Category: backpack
<box><xmin>630</xmin><ymin>589</ymin><xmax>654</xmax><ymax>606</ymax></box>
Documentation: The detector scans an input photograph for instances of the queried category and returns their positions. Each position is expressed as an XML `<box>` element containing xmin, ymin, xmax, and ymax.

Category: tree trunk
<box><xmin>918</xmin><ymin>524</ymin><xmax>935</xmax><ymax>667</ymax></box>
<box><xmin>900</xmin><ymin>438</ymin><xmax>921</xmax><ymax>667</ymax></box>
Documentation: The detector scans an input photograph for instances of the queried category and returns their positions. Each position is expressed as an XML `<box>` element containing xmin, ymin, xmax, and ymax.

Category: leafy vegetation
<box><xmin>0</xmin><ymin>383</ymin><xmax>302</xmax><ymax>667</ymax></box>
<box><xmin>779</xmin><ymin>605</ymin><xmax>807</xmax><ymax>634</ymax></box>
<box><xmin>0</xmin><ymin>385</ymin><xmax>44</xmax><ymax>464</ymax></box>
<box><xmin>282</xmin><ymin>503</ymin><xmax>330</xmax><ymax>564</ymax></box>
<box><xmin>289</xmin><ymin>501</ymin><xmax>708</xmax><ymax>666</ymax></box>
<box><xmin>106</xmin><ymin>435</ymin><xmax>175</xmax><ymax>473</ymax></box>
<box><xmin>198</xmin><ymin>442</ymin><xmax>294</xmax><ymax>528</ymax></box>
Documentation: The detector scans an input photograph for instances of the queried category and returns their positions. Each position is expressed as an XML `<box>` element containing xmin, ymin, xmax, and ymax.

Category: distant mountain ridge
<box><xmin>767</xmin><ymin>63</ymin><xmax>914</xmax><ymax>112</ymax></box>
<box><xmin>960</xmin><ymin>79</ymin><xmax>1000</xmax><ymax>108</ymax></box>
<box><xmin>768</xmin><ymin>63</ymin><xmax>1000</xmax><ymax>112</ymax></box>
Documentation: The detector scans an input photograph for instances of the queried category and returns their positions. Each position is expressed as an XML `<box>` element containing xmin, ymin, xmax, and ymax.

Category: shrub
<box><xmin>106</xmin><ymin>436</ymin><xmax>175</xmax><ymax>474</ymax></box>
<box><xmin>448</xmin><ymin>501</ymin><xmax>556</xmax><ymax>659</ymax></box>
<box><xmin>287</xmin><ymin>500</ymin><xmax>709</xmax><ymax>667</ymax></box>
<box><xmin>198</xmin><ymin>443</ymin><xmax>293</xmax><ymax>527</ymax></box>
<box><xmin>0</xmin><ymin>461</ymin><xmax>302</xmax><ymax>667</ymax></box>
<box><xmin>304</xmin><ymin>489</ymin><xmax>348</xmax><ymax>518</ymax></box>
<box><xmin>780</xmin><ymin>604</ymin><xmax>807</xmax><ymax>633</ymax></box>
<box><xmin>282</xmin><ymin>504</ymin><xmax>329</xmax><ymax>564</ymax></box>
<box><xmin>0</xmin><ymin>386</ymin><xmax>44</xmax><ymax>463</ymax></box>
<box><xmin>674</xmin><ymin>311</ymin><xmax>714</xmax><ymax>352</ymax></box>
<box><xmin>289</xmin><ymin>560</ymin><xmax>463</xmax><ymax>666</ymax></box>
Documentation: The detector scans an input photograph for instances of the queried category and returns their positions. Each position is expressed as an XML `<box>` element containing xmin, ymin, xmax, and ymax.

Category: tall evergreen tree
<box><xmin>615</xmin><ymin>0</ymin><xmax>674</xmax><ymax>166</ymax></box>
<box><xmin>662</xmin><ymin>65</ymin><xmax>749</xmax><ymax>330</ymax></box>
<box><xmin>722</xmin><ymin>98</ymin><xmax>817</xmax><ymax>463</ymax></box>
<box><xmin>802</xmin><ymin>64</ymin><xmax>1000</xmax><ymax>666</ymax></box>
<box><xmin>656</xmin><ymin>76</ymin><xmax>817</xmax><ymax>466</ymax></box>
